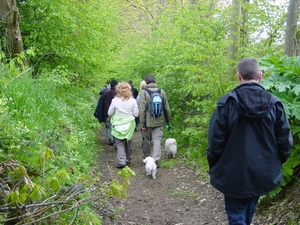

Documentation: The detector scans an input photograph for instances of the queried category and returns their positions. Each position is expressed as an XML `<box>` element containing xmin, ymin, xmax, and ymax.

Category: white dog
<box><xmin>165</xmin><ymin>138</ymin><xmax>177</xmax><ymax>158</ymax></box>
<box><xmin>142</xmin><ymin>157</ymin><xmax>157</xmax><ymax>180</ymax></box>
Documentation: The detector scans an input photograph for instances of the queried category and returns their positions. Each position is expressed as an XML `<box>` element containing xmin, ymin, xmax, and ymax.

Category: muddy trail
<box><xmin>95</xmin><ymin>125</ymin><xmax>274</xmax><ymax>225</ymax></box>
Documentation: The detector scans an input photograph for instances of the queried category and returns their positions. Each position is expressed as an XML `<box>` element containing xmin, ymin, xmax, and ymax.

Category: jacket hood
<box><xmin>234</xmin><ymin>83</ymin><xmax>272</xmax><ymax>118</ymax></box>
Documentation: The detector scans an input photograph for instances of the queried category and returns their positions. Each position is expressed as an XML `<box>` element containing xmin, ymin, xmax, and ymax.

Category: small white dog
<box><xmin>143</xmin><ymin>157</ymin><xmax>157</xmax><ymax>180</ymax></box>
<box><xmin>165</xmin><ymin>138</ymin><xmax>177</xmax><ymax>158</ymax></box>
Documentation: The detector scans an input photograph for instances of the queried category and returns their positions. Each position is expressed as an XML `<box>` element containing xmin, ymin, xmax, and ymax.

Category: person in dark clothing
<box><xmin>102</xmin><ymin>80</ymin><xmax>118</xmax><ymax>145</ymax></box>
<box><xmin>94</xmin><ymin>86</ymin><xmax>109</xmax><ymax>123</ymax></box>
<box><xmin>207</xmin><ymin>58</ymin><xmax>293</xmax><ymax>225</ymax></box>
<box><xmin>128</xmin><ymin>80</ymin><xmax>139</xmax><ymax>129</ymax></box>
<box><xmin>128</xmin><ymin>80</ymin><xmax>139</xmax><ymax>99</ymax></box>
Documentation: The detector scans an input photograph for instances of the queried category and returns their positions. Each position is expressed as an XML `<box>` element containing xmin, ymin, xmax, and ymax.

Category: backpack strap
<box><xmin>144</xmin><ymin>88</ymin><xmax>153</xmax><ymax>96</ymax></box>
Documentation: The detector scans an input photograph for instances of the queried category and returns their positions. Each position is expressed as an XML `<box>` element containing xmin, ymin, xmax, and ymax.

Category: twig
<box><xmin>69</xmin><ymin>206</ymin><xmax>79</xmax><ymax>225</ymax></box>
<box><xmin>107</xmin><ymin>163</ymin><xmax>114</xmax><ymax>181</ymax></box>
<box><xmin>6</xmin><ymin>67</ymin><xmax>33</xmax><ymax>85</ymax></box>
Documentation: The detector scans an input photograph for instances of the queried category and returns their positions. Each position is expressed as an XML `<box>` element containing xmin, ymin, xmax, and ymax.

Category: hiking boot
<box><xmin>126</xmin><ymin>159</ymin><xmax>131</xmax><ymax>166</ymax></box>
<box><xmin>116</xmin><ymin>164</ymin><xmax>126</xmax><ymax>169</ymax></box>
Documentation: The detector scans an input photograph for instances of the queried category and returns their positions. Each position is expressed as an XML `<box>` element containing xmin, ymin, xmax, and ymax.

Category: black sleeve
<box><xmin>275</xmin><ymin>102</ymin><xmax>293</xmax><ymax>163</ymax></box>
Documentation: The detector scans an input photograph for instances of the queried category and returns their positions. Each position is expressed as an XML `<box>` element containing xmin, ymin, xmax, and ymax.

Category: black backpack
<box><xmin>145</xmin><ymin>88</ymin><xmax>163</xmax><ymax>118</ymax></box>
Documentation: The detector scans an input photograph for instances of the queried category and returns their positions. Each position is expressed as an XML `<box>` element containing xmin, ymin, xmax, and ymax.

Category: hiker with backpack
<box><xmin>139</xmin><ymin>74</ymin><xmax>171</xmax><ymax>168</ymax></box>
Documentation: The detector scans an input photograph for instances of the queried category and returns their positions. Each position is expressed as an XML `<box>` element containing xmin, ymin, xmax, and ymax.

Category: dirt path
<box><xmin>96</xmin><ymin>126</ymin><xmax>268</xmax><ymax>225</ymax></box>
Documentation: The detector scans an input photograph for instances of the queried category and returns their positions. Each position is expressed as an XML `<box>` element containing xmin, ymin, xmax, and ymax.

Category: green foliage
<box><xmin>107</xmin><ymin>166</ymin><xmax>136</xmax><ymax>199</ymax></box>
<box><xmin>18</xmin><ymin>0</ymin><xmax>126</xmax><ymax>87</ymax></box>
<box><xmin>103</xmin><ymin>1</ymin><xmax>289</xmax><ymax>179</ymax></box>
<box><xmin>239</xmin><ymin>0</ymin><xmax>286</xmax><ymax>57</ymax></box>
<box><xmin>160</xmin><ymin>158</ymin><xmax>177</xmax><ymax>168</ymax></box>
<box><xmin>260</xmin><ymin>56</ymin><xmax>300</xmax><ymax>195</ymax></box>
<box><xmin>0</xmin><ymin>54</ymin><xmax>133</xmax><ymax>223</ymax></box>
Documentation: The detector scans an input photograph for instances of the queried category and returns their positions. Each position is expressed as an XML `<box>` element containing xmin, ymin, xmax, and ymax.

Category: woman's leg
<box><xmin>115</xmin><ymin>138</ymin><xmax>126</xmax><ymax>167</ymax></box>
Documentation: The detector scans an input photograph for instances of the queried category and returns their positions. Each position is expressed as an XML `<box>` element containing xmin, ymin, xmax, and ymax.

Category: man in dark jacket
<box><xmin>102</xmin><ymin>80</ymin><xmax>118</xmax><ymax>145</ymax></box>
<box><xmin>207</xmin><ymin>58</ymin><xmax>293</xmax><ymax>225</ymax></box>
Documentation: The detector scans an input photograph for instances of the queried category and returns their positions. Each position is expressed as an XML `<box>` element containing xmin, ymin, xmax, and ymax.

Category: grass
<box><xmin>170</xmin><ymin>189</ymin><xmax>199</xmax><ymax>199</ymax></box>
<box><xmin>160</xmin><ymin>158</ymin><xmax>178</xmax><ymax>168</ymax></box>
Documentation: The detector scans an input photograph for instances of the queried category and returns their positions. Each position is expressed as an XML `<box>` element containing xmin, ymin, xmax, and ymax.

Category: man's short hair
<box><xmin>145</xmin><ymin>74</ymin><xmax>156</xmax><ymax>84</ymax></box>
<box><xmin>110</xmin><ymin>79</ymin><xmax>118</xmax><ymax>87</ymax></box>
<box><xmin>237</xmin><ymin>58</ymin><xmax>261</xmax><ymax>81</ymax></box>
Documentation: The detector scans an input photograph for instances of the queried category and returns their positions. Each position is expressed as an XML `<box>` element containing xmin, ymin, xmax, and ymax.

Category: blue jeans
<box><xmin>224</xmin><ymin>195</ymin><xmax>259</xmax><ymax>225</ymax></box>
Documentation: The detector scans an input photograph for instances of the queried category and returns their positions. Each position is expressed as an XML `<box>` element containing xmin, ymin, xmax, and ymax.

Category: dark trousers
<box><xmin>224</xmin><ymin>195</ymin><xmax>259</xmax><ymax>225</ymax></box>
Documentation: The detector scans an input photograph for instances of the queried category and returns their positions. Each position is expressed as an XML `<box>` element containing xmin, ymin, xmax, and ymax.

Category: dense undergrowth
<box><xmin>0</xmin><ymin>56</ymin><xmax>135</xmax><ymax>224</ymax></box>
<box><xmin>256</xmin><ymin>172</ymin><xmax>300</xmax><ymax>224</ymax></box>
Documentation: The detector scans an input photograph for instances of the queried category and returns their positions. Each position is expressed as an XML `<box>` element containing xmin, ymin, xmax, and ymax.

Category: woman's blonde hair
<box><xmin>140</xmin><ymin>80</ymin><xmax>147</xmax><ymax>92</ymax></box>
<box><xmin>116</xmin><ymin>82</ymin><xmax>133</xmax><ymax>99</ymax></box>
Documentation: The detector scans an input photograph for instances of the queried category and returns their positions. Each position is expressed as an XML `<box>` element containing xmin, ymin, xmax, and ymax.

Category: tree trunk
<box><xmin>240</xmin><ymin>0</ymin><xmax>250</xmax><ymax>49</ymax></box>
<box><xmin>284</xmin><ymin>0</ymin><xmax>300</xmax><ymax>56</ymax></box>
<box><xmin>227</xmin><ymin>0</ymin><xmax>241</xmax><ymax>76</ymax></box>
<box><xmin>0</xmin><ymin>0</ymin><xmax>24</xmax><ymax>58</ymax></box>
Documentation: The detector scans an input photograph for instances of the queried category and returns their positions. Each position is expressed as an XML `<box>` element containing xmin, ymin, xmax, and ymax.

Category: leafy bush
<box><xmin>0</xmin><ymin>55</ymin><xmax>133</xmax><ymax>224</ymax></box>
<box><xmin>260</xmin><ymin>56</ymin><xmax>300</xmax><ymax>195</ymax></box>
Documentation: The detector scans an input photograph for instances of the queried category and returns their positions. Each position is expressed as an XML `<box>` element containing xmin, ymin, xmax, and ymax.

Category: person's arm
<box><xmin>275</xmin><ymin>103</ymin><xmax>293</xmax><ymax>163</ymax></box>
<box><xmin>206</xmin><ymin>106</ymin><xmax>228</xmax><ymax>169</ymax></box>
<box><xmin>139</xmin><ymin>90</ymin><xmax>147</xmax><ymax>128</ymax></box>
<box><xmin>162</xmin><ymin>90</ymin><xmax>171</xmax><ymax>124</ymax></box>
<box><xmin>132</xmin><ymin>99</ymin><xmax>139</xmax><ymax>118</ymax></box>
<box><xmin>108</xmin><ymin>98</ymin><xmax>116</xmax><ymax>117</ymax></box>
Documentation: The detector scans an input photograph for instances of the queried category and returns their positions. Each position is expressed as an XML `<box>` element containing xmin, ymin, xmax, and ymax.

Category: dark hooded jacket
<box><xmin>102</xmin><ymin>86</ymin><xmax>117</xmax><ymax>118</ymax></box>
<box><xmin>94</xmin><ymin>87</ymin><xmax>109</xmax><ymax>123</ymax></box>
<box><xmin>207</xmin><ymin>83</ymin><xmax>293</xmax><ymax>198</ymax></box>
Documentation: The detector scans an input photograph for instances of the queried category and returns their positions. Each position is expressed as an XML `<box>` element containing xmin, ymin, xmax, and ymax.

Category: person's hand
<box><xmin>141</xmin><ymin>127</ymin><xmax>146</xmax><ymax>131</ymax></box>
<box><xmin>166</xmin><ymin>124</ymin><xmax>171</xmax><ymax>131</ymax></box>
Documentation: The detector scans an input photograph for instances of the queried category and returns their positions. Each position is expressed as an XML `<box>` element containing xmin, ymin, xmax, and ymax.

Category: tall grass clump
<box><xmin>2</xmin><ymin>71</ymin><xmax>97</xmax><ymax>173</ymax></box>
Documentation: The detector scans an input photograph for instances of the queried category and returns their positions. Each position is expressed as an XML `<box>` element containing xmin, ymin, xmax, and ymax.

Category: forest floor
<box><xmin>95</xmin><ymin>125</ymin><xmax>299</xmax><ymax>225</ymax></box>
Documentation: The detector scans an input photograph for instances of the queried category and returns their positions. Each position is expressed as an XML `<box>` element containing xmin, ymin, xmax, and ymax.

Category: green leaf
<box><xmin>46</xmin><ymin>177</ymin><xmax>60</xmax><ymax>191</ymax></box>
<box><xmin>56</xmin><ymin>169</ymin><xmax>70</xmax><ymax>180</ymax></box>
<box><xmin>6</xmin><ymin>191</ymin><xmax>19</xmax><ymax>203</ymax></box>
<box><xmin>19</xmin><ymin>192</ymin><xmax>27</xmax><ymax>203</ymax></box>
<box><xmin>292</xmin><ymin>84</ymin><xmax>300</xmax><ymax>95</ymax></box>
<box><xmin>291</xmin><ymin>101</ymin><xmax>300</xmax><ymax>119</ymax></box>
<box><xmin>29</xmin><ymin>184</ymin><xmax>46</xmax><ymax>201</ymax></box>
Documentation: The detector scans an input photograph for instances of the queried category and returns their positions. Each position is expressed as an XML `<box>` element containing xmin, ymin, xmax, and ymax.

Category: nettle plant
<box><xmin>260</xmin><ymin>56</ymin><xmax>300</xmax><ymax>196</ymax></box>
